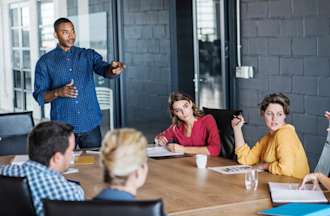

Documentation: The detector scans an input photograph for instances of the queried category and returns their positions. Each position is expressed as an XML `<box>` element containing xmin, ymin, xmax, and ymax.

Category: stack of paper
<box><xmin>147</xmin><ymin>146</ymin><xmax>184</xmax><ymax>158</ymax></box>
<box><xmin>268</xmin><ymin>182</ymin><xmax>328</xmax><ymax>204</ymax></box>
<box><xmin>259</xmin><ymin>203</ymin><xmax>330</xmax><ymax>216</ymax></box>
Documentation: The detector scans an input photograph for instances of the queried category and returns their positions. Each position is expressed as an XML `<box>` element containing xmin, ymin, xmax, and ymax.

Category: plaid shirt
<box><xmin>0</xmin><ymin>160</ymin><xmax>84</xmax><ymax>216</ymax></box>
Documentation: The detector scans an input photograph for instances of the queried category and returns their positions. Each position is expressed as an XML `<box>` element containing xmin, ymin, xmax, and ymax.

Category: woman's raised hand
<box><xmin>231</xmin><ymin>115</ymin><xmax>245</xmax><ymax>129</ymax></box>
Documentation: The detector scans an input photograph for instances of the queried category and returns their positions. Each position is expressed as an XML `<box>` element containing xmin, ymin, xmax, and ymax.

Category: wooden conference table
<box><xmin>0</xmin><ymin>154</ymin><xmax>304</xmax><ymax>216</ymax></box>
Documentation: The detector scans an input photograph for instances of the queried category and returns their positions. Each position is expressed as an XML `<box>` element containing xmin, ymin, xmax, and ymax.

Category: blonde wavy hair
<box><xmin>100</xmin><ymin>128</ymin><xmax>148</xmax><ymax>186</ymax></box>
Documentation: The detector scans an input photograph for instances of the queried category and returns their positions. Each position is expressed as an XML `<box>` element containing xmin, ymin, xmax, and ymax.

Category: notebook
<box><xmin>259</xmin><ymin>203</ymin><xmax>330</xmax><ymax>216</ymax></box>
<box><xmin>268</xmin><ymin>182</ymin><xmax>328</xmax><ymax>204</ymax></box>
<box><xmin>74</xmin><ymin>155</ymin><xmax>96</xmax><ymax>165</ymax></box>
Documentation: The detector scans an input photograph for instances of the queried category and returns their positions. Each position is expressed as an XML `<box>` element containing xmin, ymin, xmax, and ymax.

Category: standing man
<box><xmin>0</xmin><ymin>121</ymin><xmax>84</xmax><ymax>216</ymax></box>
<box><xmin>33</xmin><ymin>17</ymin><xmax>124</xmax><ymax>149</ymax></box>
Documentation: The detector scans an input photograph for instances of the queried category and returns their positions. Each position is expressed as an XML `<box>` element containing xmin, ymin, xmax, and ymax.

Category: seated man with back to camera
<box><xmin>154</xmin><ymin>91</ymin><xmax>221</xmax><ymax>156</ymax></box>
<box><xmin>0</xmin><ymin>121</ymin><xmax>84</xmax><ymax>216</ymax></box>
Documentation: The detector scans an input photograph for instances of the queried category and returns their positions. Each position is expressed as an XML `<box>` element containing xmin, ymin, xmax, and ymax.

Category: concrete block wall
<box><xmin>122</xmin><ymin>0</ymin><xmax>171</xmax><ymax>139</ymax></box>
<box><xmin>240</xmin><ymin>0</ymin><xmax>330</xmax><ymax>169</ymax></box>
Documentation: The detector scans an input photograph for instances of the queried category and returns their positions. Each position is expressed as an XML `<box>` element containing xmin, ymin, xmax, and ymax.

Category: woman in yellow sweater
<box><xmin>231</xmin><ymin>93</ymin><xmax>309</xmax><ymax>179</ymax></box>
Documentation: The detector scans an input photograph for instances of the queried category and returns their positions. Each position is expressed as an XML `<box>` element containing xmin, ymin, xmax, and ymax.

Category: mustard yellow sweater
<box><xmin>235</xmin><ymin>124</ymin><xmax>309</xmax><ymax>179</ymax></box>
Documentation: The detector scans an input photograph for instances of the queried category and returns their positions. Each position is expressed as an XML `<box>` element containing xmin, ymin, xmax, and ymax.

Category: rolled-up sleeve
<box><xmin>88</xmin><ymin>49</ymin><xmax>116</xmax><ymax>78</ymax></box>
<box><xmin>158</xmin><ymin>125</ymin><xmax>176</xmax><ymax>143</ymax></box>
<box><xmin>33</xmin><ymin>60</ymin><xmax>50</xmax><ymax>107</ymax></box>
<box><xmin>236</xmin><ymin>140</ymin><xmax>265</xmax><ymax>165</ymax></box>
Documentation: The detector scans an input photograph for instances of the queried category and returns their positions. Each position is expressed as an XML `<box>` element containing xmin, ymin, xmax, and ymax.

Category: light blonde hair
<box><xmin>100</xmin><ymin>128</ymin><xmax>147</xmax><ymax>186</ymax></box>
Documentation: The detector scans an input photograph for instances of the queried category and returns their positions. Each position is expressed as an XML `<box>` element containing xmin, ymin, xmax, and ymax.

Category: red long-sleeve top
<box><xmin>158</xmin><ymin>114</ymin><xmax>221</xmax><ymax>156</ymax></box>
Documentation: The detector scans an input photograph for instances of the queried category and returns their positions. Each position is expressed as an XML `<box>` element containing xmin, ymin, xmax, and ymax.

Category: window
<box><xmin>37</xmin><ymin>0</ymin><xmax>54</xmax><ymax>118</ymax></box>
<box><xmin>38</xmin><ymin>1</ymin><xmax>55</xmax><ymax>56</ymax></box>
<box><xmin>10</xmin><ymin>3</ymin><xmax>32</xmax><ymax>111</ymax></box>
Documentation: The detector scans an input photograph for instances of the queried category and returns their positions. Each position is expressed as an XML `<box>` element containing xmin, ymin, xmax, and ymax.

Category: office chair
<box><xmin>203</xmin><ymin>107</ymin><xmax>242</xmax><ymax>160</ymax></box>
<box><xmin>44</xmin><ymin>199</ymin><xmax>165</xmax><ymax>216</ymax></box>
<box><xmin>96</xmin><ymin>87</ymin><xmax>114</xmax><ymax>130</ymax></box>
<box><xmin>0</xmin><ymin>111</ymin><xmax>34</xmax><ymax>155</ymax></box>
<box><xmin>0</xmin><ymin>175</ymin><xmax>36</xmax><ymax>216</ymax></box>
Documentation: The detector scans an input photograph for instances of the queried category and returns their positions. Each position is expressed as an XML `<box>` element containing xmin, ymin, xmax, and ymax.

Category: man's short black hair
<box><xmin>54</xmin><ymin>17</ymin><xmax>73</xmax><ymax>32</ymax></box>
<box><xmin>28</xmin><ymin>121</ymin><xmax>74</xmax><ymax>167</ymax></box>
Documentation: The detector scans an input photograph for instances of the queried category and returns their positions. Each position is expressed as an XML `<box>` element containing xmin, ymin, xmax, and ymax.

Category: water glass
<box><xmin>245</xmin><ymin>168</ymin><xmax>258</xmax><ymax>191</ymax></box>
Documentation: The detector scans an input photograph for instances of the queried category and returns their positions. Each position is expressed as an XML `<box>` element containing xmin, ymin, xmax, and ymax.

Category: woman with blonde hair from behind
<box><xmin>94</xmin><ymin>128</ymin><xmax>148</xmax><ymax>200</ymax></box>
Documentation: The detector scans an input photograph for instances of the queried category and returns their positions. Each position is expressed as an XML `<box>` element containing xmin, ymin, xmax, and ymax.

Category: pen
<box><xmin>233</xmin><ymin>115</ymin><xmax>248</xmax><ymax>125</ymax></box>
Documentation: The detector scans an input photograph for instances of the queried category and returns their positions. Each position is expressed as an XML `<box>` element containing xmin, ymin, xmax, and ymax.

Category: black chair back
<box><xmin>44</xmin><ymin>199</ymin><xmax>165</xmax><ymax>216</ymax></box>
<box><xmin>203</xmin><ymin>107</ymin><xmax>241</xmax><ymax>160</ymax></box>
<box><xmin>0</xmin><ymin>111</ymin><xmax>34</xmax><ymax>155</ymax></box>
<box><xmin>0</xmin><ymin>175</ymin><xmax>36</xmax><ymax>216</ymax></box>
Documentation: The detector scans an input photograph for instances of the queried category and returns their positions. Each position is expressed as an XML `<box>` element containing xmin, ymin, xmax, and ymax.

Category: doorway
<box><xmin>175</xmin><ymin>0</ymin><xmax>236</xmax><ymax>109</ymax></box>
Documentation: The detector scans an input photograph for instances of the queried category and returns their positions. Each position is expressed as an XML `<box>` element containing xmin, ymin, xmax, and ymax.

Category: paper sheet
<box><xmin>268</xmin><ymin>182</ymin><xmax>328</xmax><ymax>203</ymax></box>
<box><xmin>64</xmin><ymin>167</ymin><xmax>79</xmax><ymax>174</ymax></box>
<box><xmin>208</xmin><ymin>164</ymin><xmax>254</xmax><ymax>174</ymax></box>
<box><xmin>11</xmin><ymin>155</ymin><xmax>29</xmax><ymax>165</ymax></box>
<box><xmin>147</xmin><ymin>146</ymin><xmax>184</xmax><ymax>157</ymax></box>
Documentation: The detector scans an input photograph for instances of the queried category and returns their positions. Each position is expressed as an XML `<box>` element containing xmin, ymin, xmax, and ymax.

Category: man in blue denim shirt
<box><xmin>33</xmin><ymin>17</ymin><xmax>124</xmax><ymax>148</ymax></box>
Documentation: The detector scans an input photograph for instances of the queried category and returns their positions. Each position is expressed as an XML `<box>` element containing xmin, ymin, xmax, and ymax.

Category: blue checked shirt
<box><xmin>0</xmin><ymin>160</ymin><xmax>84</xmax><ymax>216</ymax></box>
<box><xmin>33</xmin><ymin>45</ymin><xmax>117</xmax><ymax>133</ymax></box>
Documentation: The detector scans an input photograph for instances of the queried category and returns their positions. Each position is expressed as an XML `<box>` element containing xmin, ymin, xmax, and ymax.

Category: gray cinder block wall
<box><xmin>122</xmin><ymin>0</ymin><xmax>171</xmax><ymax>139</ymax></box>
<box><xmin>240</xmin><ymin>0</ymin><xmax>330</xmax><ymax>169</ymax></box>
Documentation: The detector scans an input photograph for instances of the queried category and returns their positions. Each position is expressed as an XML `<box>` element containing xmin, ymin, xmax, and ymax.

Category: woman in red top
<box><xmin>155</xmin><ymin>92</ymin><xmax>221</xmax><ymax>156</ymax></box>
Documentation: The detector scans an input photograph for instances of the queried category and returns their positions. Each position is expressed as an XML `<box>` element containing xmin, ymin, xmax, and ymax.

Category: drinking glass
<box><xmin>245</xmin><ymin>168</ymin><xmax>258</xmax><ymax>191</ymax></box>
<box><xmin>195</xmin><ymin>154</ymin><xmax>207</xmax><ymax>168</ymax></box>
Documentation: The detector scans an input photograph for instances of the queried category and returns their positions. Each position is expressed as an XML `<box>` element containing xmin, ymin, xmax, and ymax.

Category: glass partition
<box><xmin>194</xmin><ymin>0</ymin><xmax>227</xmax><ymax>109</ymax></box>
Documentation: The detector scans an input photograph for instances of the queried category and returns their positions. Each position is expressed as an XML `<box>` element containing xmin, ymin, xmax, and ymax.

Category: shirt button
<box><xmin>77</xmin><ymin>111</ymin><xmax>80</xmax><ymax>114</ymax></box>
<box><xmin>69</xmin><ymin>68</ymin><xmax>72</xmax><ymax>71</ymax></box>
<box><xmin>75</xmin><ymin>101</ymin><xmax>79</xmax><ymax>104</ymax></box>
<box><xmin>67</xmin><ymin>58</ymin><xmax>70</xmax><ymax>61</ymax></box>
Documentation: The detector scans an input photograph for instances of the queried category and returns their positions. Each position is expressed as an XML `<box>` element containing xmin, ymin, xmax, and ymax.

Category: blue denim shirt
<box><xmin>33</xmin><ymin>45</ymin><xmax>117</xmax><ymax>133</ymax></box>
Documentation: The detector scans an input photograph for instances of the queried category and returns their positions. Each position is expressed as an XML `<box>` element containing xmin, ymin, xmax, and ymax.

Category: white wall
<box><xmin>0</xmin><ymin>0</ymin><xmax>14</xmax><ymax>112</ymax></box>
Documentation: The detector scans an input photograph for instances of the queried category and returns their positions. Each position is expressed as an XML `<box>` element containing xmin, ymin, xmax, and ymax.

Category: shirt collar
<box><xmin>55</xmin><ymin>44</ymin><xmax>75</xmax><ymax>54</ymax></box>
<box><xmin>24</xmin><ymin>160</ymin><xmax>61</xmax><ymax>176</ymax></box>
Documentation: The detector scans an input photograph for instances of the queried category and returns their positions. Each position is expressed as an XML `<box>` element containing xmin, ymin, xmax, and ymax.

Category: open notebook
<box><xmin>268</xmin><ymin>182</ymin><xmax>328</xmax><ymax>204</ymax></box>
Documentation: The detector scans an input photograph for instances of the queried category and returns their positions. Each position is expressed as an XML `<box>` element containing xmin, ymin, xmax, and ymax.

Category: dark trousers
<box><xmin>74</xmin><ymin>126</ymin><xmax>102</xmax><ymax>149</ymax></box>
